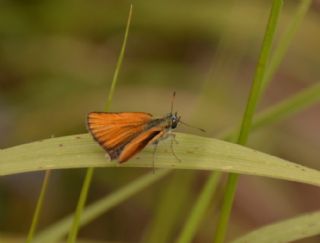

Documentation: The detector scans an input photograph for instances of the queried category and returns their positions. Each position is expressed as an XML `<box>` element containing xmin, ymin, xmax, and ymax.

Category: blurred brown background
<box><xmin>0</xmin><ymin>0</ymin><xmax>320</xmax><ymax>242</ymax></box>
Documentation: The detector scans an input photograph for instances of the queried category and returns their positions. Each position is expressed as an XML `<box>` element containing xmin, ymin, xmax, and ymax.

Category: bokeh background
<box><xmin>1</xmin><ymin>0</ymin><xmax>320</xmax><ymax>242</ymax></box>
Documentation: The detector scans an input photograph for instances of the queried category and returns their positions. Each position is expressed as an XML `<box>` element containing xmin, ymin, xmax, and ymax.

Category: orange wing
<box><xmin>87</xmin><ymin>112</ymin><xmax>153</xmax><ymax>160</ymax></box>
<box><xmin>118</xmin><ymin>128</ymin><xmax>165</xmax><ymax>163</ymax></box>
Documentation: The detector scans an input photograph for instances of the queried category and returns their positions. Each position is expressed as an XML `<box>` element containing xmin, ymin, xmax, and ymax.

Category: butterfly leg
<box><xmin>146</xmin><ymin>130</ymin><xmax>166</xmax><ymax>171</ymax></box>
<box><xmin>169</xmin><ymin>133</ymin><xmax>181</xmax><ymax>162</ymax></box>
<box><xmin>150</xmin><ymin>131</ymin><xmax>181</xmax><ymax>162</ymax></box>
<box><xmin>152</xmin><ymin>142</ymin><xmax>159</xmax><ymax>174</ymax></box>
<box><xmin>171</xmin><ymin>132</ymin><xmax>179</xmax><ymax>144</ymax></box>
<box><xmin>147</xmin><ymin>130</ymin><xmax>180</xmax><ymax>167</ymax></box>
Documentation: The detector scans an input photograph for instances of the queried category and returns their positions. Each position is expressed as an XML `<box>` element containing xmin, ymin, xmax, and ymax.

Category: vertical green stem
<box><xmin>26</xmin><ymin>170</ymin><xmax>51</xmax><ymax>243</ymax></box>
<box><xmin>261</xmin><ymin>0</ymin><xmax>312</xmax><ymax>93</ymax></box>
<box><xmin>142</xmin><ymin>173</ymin><xmax>196</xmax><ymax>243</ymax></box>
<box><xmin>67</xmin><ymin>168</ymin><xmax>94</xmax><ymax>243</ymax></box>
<box><xmin>237</xmin><ymin>0</ymin><xmax>283</xmax><ymax>146</ymax></box>
<box><xmin>176</xmin><ymin>173</ymin><xmax>221</xmax><ymax>243</ymax></box>
<box><xmin>105</xmin><ymin>4</ymin><xmax>133</xmax><ymax>111</ymax></box>
<box><xmin>67</xmin><ymin>5</ymin><xmax>133</xmax><ymax>243</ymax></box>
<box><xmin>213</xmin><ymin>1</ymin><xmax>283</xmax><ymax>243</ymax></box>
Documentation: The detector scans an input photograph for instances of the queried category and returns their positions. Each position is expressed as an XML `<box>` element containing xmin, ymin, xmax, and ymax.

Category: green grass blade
<box><xmin>214</xmin><ymin>1</ymin><xmax>283</xmax><ymax>242</ymax></box>
<box><xmin>67</xmin><ymin>5</ymin><xmax>133</xmax><ymax>243</ymax></box>
<box><xmin>141</xmin><ymin>172</ymin><xmax>196</xmax><ymax>243</ymax></box>
<box><xmin>33</xmin><ymin>169</ymin><xmax>170</xmax><ymax>243</ymax></box>
<box><xmin>232</xmin><ymin>210</ymin><xmax>320</xmax><ymax>243</ymax></box>
<box><xmin>221</xmin><ymin>82</ymin><xmax>320</xmax><ymax>141</ymax></box>
<box><xmin>67</xmin><ymin>167</ymin><xmax>94</xmax><ymax>243</ymax></box>
<box><xmin>26</xmin><ymin>170</ymin><xmax>51</xmax><ymax>243</ymax></box>
<box><xmin>261</xmin><ymin>0</ymin><xmax>312</xmax><ymax>92</ymax></box>
<box><xmin>1</xmin><ymin>132</ymin><xmax>320</xmax><ymax>187</ymax></box>
<box><xmin>237</xmin><ymin>0</ymin><xmax>283</xmax><ymax>146</ymax></box>
<box><xmin>253</xmin><ymin>82</ymin><xmax>320</xmax><ymax>128</ymax></box>
<box><xmin>105</xmin><ymin>4</ymin><xmax>133</xmax><ymax>111</ymax></box>
<box><xmin>176</xmin><ymin>173</ymin><xmax>221</xmax><ymax>243</ymax></box>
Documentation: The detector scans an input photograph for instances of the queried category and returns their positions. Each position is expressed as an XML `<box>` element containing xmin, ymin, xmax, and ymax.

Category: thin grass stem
<box><xmin>67</xmin><ymin>5</ymin><xmax>133</xmax><ymax>243</ymax></box>
<box><xmin>214</xmin><ymin>1</ymin><xmax>283</xmax><ymax>242</ymax></box>
<box><xmin>176</xmin><ymin>173</ymin><xmax>221</xmax><ymax>243</ymax></box>
<box><xmin>26</xmin><ymin>170</ymin><xmax>51</xmax><ymax>243</ymax></box>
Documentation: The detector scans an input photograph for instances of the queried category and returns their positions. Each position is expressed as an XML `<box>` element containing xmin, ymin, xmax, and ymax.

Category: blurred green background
<box><xmin>0</xmin><ymin>0</ymin><xmax>320</xmax><ymax>242</ymax></box>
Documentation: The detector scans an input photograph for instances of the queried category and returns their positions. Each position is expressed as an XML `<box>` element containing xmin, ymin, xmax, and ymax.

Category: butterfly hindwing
<box><xmin>118</xmin><ymin>128</ymin><xmax>165</xmax><ymax>162</ymax></box>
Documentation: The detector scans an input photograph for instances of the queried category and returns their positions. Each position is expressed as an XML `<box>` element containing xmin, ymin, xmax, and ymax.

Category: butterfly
<box><xmin>88</xmin><ymin>111</ymin><xmax>181</xmax><ymax>162</ymax></box>
<box><xmin>87</xmin><ymin>93</ymin><xmax>178</xmax><ymax>164</ymax></box>
<box><xmin>87</xmin><ymin>92</ymin><xmax>204</xmax><ymax>164</ymax></box>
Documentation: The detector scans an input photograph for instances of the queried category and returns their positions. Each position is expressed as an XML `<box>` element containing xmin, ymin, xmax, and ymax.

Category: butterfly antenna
<box><xmin>180</xmin><ymin>120</ymin><xmax>206</xmax><ymax>133</ymax></box>
<box><xmin>171</xmin><ymin>91</ymin><xmax>176</xmax><ymax>114</ymax></box>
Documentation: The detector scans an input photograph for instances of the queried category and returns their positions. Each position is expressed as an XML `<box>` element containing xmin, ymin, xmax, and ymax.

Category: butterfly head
<box><xmin>168</xmin><ymin>112</ymin><xmax>180</xmax><ymax>129</ymax></box>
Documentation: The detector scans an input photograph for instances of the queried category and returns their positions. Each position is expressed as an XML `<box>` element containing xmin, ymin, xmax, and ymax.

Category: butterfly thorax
<box><xmin>145</xmin><ymin>112</ymin><xmax>180</xmax><ymax>131</ymax></box>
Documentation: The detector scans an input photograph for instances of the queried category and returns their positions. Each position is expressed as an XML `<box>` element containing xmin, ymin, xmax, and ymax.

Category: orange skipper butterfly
<box><xmin>87</xmin><ymin>92</ymin><xmax>204</xmax><ymax>164</ymax></box>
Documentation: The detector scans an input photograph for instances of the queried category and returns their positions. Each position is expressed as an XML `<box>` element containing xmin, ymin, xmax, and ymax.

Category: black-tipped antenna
<box><xmin>170</xmin><ymin>91</ymin><xmax>176</xmax><ymax>114</ymax></box>
<box><xmin>180</xmin><ymin>120</ymin><xmax>206</xmax><ymax>133</ymax></box>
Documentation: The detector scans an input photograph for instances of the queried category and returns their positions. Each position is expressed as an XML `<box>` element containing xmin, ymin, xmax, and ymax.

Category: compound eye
<box><xmin>171</xmin><ymin>116</ymin><xmax>178</xmax><ymax>129</ymax></box>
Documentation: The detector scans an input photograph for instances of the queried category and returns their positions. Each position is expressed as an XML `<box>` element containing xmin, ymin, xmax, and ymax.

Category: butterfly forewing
<box><xmin>87</xmin><ymin>112</ymin><xmax>153</xmax><ymax>160</ymax></box>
